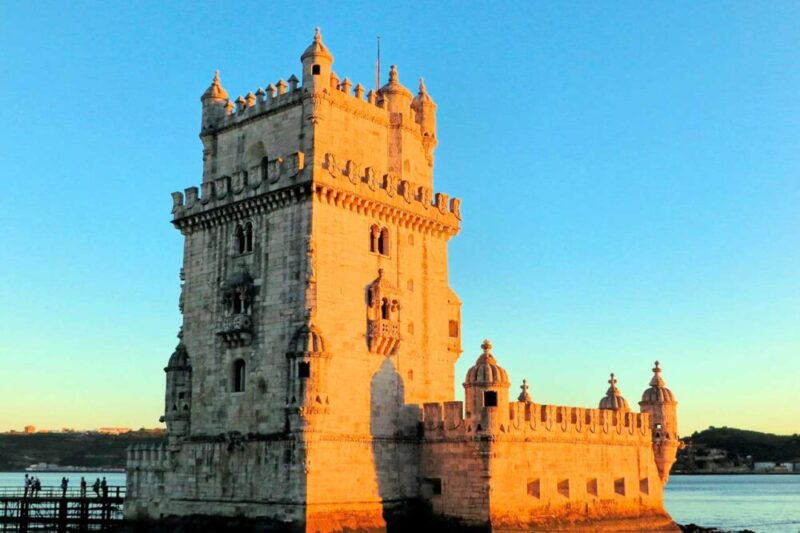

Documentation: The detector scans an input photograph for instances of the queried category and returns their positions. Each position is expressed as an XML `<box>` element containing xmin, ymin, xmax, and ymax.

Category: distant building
<box><xmin>97</xmin><ymin>427</ymin><xmax>132</xmax><ymax>435</ymax></box>
<box><xmin>126</xmin><ymin>29</ymin><xmax>682</xmax><ymax>532</ymax></box>
<box><xmin>23</xmin><ymin>425</ymin><xmax>35</xmax><ymax>434</ymax></box>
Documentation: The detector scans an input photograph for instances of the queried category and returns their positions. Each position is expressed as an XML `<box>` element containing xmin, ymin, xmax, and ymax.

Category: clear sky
<box><xmin>1</xmin><ymin>1</ymin><xmax>798</xmax><ymax>435</ymax></box>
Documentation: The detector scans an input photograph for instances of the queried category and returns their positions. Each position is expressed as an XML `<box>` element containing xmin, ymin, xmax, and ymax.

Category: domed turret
<box><xmin>598</xmin><ymin>373</ymin><xmax>630</xmax><ymax>411</ymax></box>
<box><xmin>411</xmin><ymin>77</ymin><xmax>438</xmax><ymax>164</ymax></box>
<box><xmin>463</xmin><ymin>340</ymin><xmax>510</xmax><ymax>423</ymax></box>
<box><xmin>379</xmin><ymin>65</ymin><xmax>413</xmax><ymax>115</ymax></box>
<box><xmin>640</xmin><ymin>360</ymin><xmax>676</xmax><ymax>404</ymax></box>
<box><xmin>286</xmin><ymin>314</ymin><xmax>331</xmax><ymax>432</ymax></box>
<box><xmin>201</xmin><ymin>70</ymin><xmax>229</xmax><ymax>103</ymax></box>
<box><xmin>639</xmin><ymin>361</ymin><xmax>680</xmax><ymax>482</ymax></box>
<box><xmin>200</xmin><ymin>70</ymin><xmax>231</xmax><ymax>133</ymax></box>
<box><xmin>162</xmin><ymin>337</ymin><xmax>192</xmax><ymax>445</ymax></box>
<box><xmin>301</xmin><ymin>28</ymin><xmax>334</xmax><ymax>90</ymax></box>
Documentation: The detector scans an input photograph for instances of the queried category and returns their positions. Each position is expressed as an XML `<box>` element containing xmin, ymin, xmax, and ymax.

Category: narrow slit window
<box><xmin>233</xmin><ymin>359</ymin><xmax>246</xmax><ymax>392</ymax></box>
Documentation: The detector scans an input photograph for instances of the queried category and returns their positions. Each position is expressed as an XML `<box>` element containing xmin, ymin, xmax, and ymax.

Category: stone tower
<box><xmin>126</xmin><ymin>29</ymin><xmax>463</xmax><ymax>531</ymax></box>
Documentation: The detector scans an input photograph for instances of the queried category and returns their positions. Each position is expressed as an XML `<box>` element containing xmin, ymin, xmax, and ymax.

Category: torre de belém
<box><xmin>126</xmin><ymin>29</ymin><xmax>682</xmax><ymax>532</ymax></box>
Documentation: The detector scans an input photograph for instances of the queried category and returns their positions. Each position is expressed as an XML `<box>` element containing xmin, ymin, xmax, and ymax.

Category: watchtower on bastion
<box><xmin>126</xmin><ymin>30</ymin><xmax>682</xmax><ymax>532</ymax></box>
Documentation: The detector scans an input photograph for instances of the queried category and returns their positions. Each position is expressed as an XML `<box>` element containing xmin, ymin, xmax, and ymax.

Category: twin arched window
<box><xmin>235</xmin><ymin>222</ymin><xmax>254</xmax><ymax>254</ymax></box>
<box><xmin>370</xmin><ymin>225</ymin><xmax>390</xmax><ymax>256</ymax></box>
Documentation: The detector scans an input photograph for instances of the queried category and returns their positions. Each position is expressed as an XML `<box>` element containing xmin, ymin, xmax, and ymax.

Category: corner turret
<box><xmin>379</xmin><ymin>65</ymin><xmax>413</xmax><ymax>116</ymax></box>
<box><xmin>411</xmin><ymin>77</ymin><xmax>438</xmax><ymax>163</ymax></box>
<box><xmin>301</xmin><ymin>27</ymin><xmax>334</xmax><ymax>91</ymax></box>
<box><xmin>463</xmin><ymin>340</ymin><xmax>510</xmax><ymax>429</ymax></box>
<box><xmin>639</xmin><ymin>361</ymin><xmax>680</xmax><ymax>482</ymax></box>
<box><xmin>160</xmin><ymin>334</ymin><xmax>192</xmax><ymax>447</ymax></box>
<box><xmin>200</xmin><ymin>70</ymin><xmax>231</xmax><ymax>132</ymax></box>
<box><xmin>286</xmin><ymin>312</ymin><xmax>331</xmax><ymax>432</ymax></box>
<box><xmin>598</xmin><ymin>373</ymin><xmax>630</xmax><ymax>411</ymax></box>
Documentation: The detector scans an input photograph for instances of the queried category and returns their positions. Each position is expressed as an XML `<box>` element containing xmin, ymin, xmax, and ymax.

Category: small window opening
<box><xmin>639</xmin><ymin>478</ymin><xmax>649</xmax><ymax>495</ymax></box>
<box><xmin>614</xmin><ymin>477</ymin><xmax>626</xmax><ymax>496</ymax></box>
<box><xmin>245</xmin><ymin>222</ymin><xmax>253</xmax><ymax>252</ymax></box>
<box><xmin>483</xmin><ymin>390</ymin><xmax>498</xmax><ymax>407</ymax></box>
<box><xmin>424</xmin><ymin>478</ymin><xmax>442</xmax><ymax>496</ymax></box>
<box><xmin>312</xmin><ymin>64</ymin><xmax>321</xmax><ymax>75</ymax></box>
<box><xmin>557</xmin><ymin>479</ymin><xmax>570</xmax><ymax>498</ymax></box>
<box><xmin>527</xmin><ymin>479</ymin><xmax>540</xmax><ymax>498</ymax></box>
<box><xmin>233</xmin><ymin>359</ymin><xmax>246</xmax><ymax>392</ymax></box>
<box><xmin>298</xmin><ymin>362</ymin><xmax>311</xmax><ymax>379</ymax></box>
<box><xmin>381</xmin><ymin>298</ymin><xmax>390</xmax><ymax>320</ymax></box>
<box><xmin>448</xmin><ymin>320</ymin><xmax>459</xmax><ymax>338</ymax></box>
<box><xmin>235</xmin><ymin>225</ymin><xmax>245</xmax><ymax>254</ymax></box>
<box><xmin>233</xmin><ymin>293</ymin><xmax>243</xmax><ymax>314</ymax></box>
<box><xmin>587</xmin><ymin>478</ymin><xmax>598</xmax><ymax>497</ymax></box>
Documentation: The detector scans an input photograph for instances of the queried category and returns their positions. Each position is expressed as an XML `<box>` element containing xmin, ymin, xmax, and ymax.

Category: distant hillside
<box><xmin>0</xmin><ymin>431</ymin><xmax>164</xmax><ymax>470</ymax></box>
<box><xmin>683</xmin><ymin>426</ymin><xmax>800</xmax><ymax>463</ymax></box>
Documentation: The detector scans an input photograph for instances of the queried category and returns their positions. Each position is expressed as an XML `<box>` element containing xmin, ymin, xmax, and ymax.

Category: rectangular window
<box><xmin>448</xmin><ymin>320</ymin><xmax>459</xmax><ymax>337</ymax></box>
<box><xmin>614</xmin><ymin>477</ymin><xmax>626</xmax><ymax>496</ymax></box>
<box><xmin>298</xmin><ymin>362</ymin><xmax>311</xmax><ymax>378</ymax></box>
<box><xmin>587</xmin><ymin>478</ymin><xmax>598</xmax><ymax>497</ymax></box>
<box><xmin>424</xmin><ymin>477</ymin><xmax>442</xmax><ymax>495</ymax></box>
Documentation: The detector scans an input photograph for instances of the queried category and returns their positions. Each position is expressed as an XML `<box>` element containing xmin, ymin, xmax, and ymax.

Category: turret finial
<box><xmin>418</xmin><ymin>77</ymin><xmax>427</xmax><ymax>93</ymax></box>
<box><xmin>481</xmin><ymin>339</ymin><xmax>492</xmax><ymax>354</ymax></box>
<box><xmin>389</xmin><ymin>64</ymin><xmax>398</xmax><ymax>83</ymax></box>
<box><xmin>608</xmin><ymin>373</ymin><xmax>618</xmax><ymax>389</ymax></box>
<box><xmin>314</xmin><ymin>27</ymin><xmax>321</xmax><ymax>43</ymax></box>
<box><xmin>518</xmin><ymin>379</ymin><xmax>532</xmax><ymax>402</ymax></box>
<box><xmin>649</xmin><ymin>360</ymin><xmax>666</xmax><ymax>387</ymax></box>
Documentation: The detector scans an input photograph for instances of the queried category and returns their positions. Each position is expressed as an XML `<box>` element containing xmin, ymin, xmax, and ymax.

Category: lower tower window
<box><xmin>484</xmin><ymin>390</ymin><xmax>498</xmax><ymax>407</ymax></box>
<box><xmin>233</xmin><ymin>359</ymin><xmax>246</xmax><ymax>392</ymax></box>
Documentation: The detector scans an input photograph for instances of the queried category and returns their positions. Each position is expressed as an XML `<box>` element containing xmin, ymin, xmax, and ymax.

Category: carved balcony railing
<box><xmin>367</xmin><ymin>319</ymin><xmax>400</xmax><ymax>356</ymax></box>
<box><xmin>217</xmin><ymin>313</ymin><xmax>253</xmax><ymax>347</ymax></box>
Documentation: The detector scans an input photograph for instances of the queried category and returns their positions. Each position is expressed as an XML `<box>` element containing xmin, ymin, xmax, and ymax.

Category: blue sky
<box><xmin>1</xmin><ymin>1</ymin><xmax>798</xmax><ymax>434</ymax></box>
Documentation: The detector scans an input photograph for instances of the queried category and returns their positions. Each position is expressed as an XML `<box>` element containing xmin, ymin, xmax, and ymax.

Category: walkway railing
<box><xmin>0</xmin><ymin>485</ymin><xmax>125</xmax><ymax>531</ymax></box>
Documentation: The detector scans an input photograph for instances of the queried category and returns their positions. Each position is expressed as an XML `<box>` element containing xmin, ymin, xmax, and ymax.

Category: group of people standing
<box><xmin>23</xmin><ymin>474</ymin><xmax>109</xmax><ymax>498</ymax></box>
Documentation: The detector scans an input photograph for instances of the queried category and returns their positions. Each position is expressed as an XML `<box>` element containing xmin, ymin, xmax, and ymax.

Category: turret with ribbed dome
<box><xmin>301</xmin><ymin>27</ymin><xmax>334</xmax><ymax>91</ymax></box>
<box><xmin>286</xmin><ymin>311</ymin><xmax>331</xmax><ymax>432</ymax></box>
<box><xmin>162</xmin><ymin>335</ymin><xmax>192</xmax><ymax>445</ymax></box>
<box><xmin>463</xmin><ymin>340</ymin><xmax>510</xmax><ymax>423</ymax></box>
<box><xmin>598</xmin><ymin>373</ymin><xmax>630</xmax><ymax>411</ymax></box>
<box><xmin>639</xmin><ymin>361</ymin><xmax>680</xmax><ymax>483</ymax></box>
<box><xmin>411</xmin><ymin>77</ymin><xmax>438</xmax><ymax>161</ymax></box>
<box><xmin>200</xmin><ymin>70</ymin><xmax>232</xmax><ymax>135</ymax></box>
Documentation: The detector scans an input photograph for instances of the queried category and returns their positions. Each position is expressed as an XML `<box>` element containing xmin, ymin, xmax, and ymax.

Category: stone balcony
<box><xmin>217</xmin><ymin>313</ymin><xmax>253</xmax><ymax>347</ymax></box>
<box><xmin>367</xmin><ymin>319</ymin><xmax>400</xmax><ymax>356</ymax></box>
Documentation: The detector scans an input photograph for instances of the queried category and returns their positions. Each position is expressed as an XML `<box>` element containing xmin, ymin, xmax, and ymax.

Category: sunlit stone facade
<box><xmin>126</xmin><ymin>29</ymin><xmax>681</xmax><ymax>532</ymax></box>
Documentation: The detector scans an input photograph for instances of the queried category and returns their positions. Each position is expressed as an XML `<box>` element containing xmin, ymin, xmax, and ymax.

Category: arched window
<box><xmin>235</xmin><ymin>225</ymin><xmax>245</xmax><ymax>254</ymax></box>
<box><xmin>232</xmin><ymin>293</ymin><xmax>243</xmax><ymax>314</ymax></box>
<box><xmin>312</xmin><ymin>64</ymin><xmax>321</xmax><ymax>75</ymax></box>
<box><xmin>233</xmin><ymin>359</ymin><xmax>246</xmax><ymax>392</ymax></box>
<box><xmin>378</xmin><ymin>228</ymin><xmax>390</xmax><ymax>255</ymax></box>
<box><xmin>381</xmin><ymin>298</ymin><xmax>390</xmax><ymax>320</ymax></box>
<box><xmin>245</xmin><ymin>222</ymin><xmax>254</xmax><ymax>253</ymax></box>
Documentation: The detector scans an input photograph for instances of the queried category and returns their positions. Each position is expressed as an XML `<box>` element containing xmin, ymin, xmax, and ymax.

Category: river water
<box><xmin>1</xmin><ymin>472</ymin><xmax>798</xmax><ymax>532</ymax></box>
